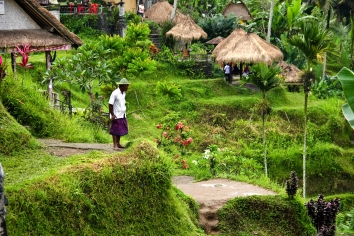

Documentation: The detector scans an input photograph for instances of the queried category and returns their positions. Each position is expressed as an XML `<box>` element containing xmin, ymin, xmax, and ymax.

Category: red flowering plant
<box><xmin>154</xmin><ymin>121</ymin><xmax>193</xmax><ymax>169</ymax></box>
<box><xmin>15</xmin><ymin>44</ymin><xmax>34</xmax><ymax>86</ymax></box>
<box><xmin>0</xmin><ymin>55</ymin><xmax>8</xmax><ymax>81</ymax></box>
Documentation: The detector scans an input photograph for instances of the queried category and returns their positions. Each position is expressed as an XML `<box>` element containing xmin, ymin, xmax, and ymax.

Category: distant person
<box><xmin>108</xmin><ymin>78</ymin><xmax>131</xmax><ymax>150</ymax></box>
<box><xmin>137</xmin><ymin>1</ymin><xmax>144</xmax><ymax>17</ymax></box>
<box><xmin>224</xmin><ymin>63</ymin><xmax>231</xmax><ymax>83</ymax></box>
<box><xmin>242</xmin><ymin>65</ymin><xmax>250</xmax><ymax>76</ymax></box>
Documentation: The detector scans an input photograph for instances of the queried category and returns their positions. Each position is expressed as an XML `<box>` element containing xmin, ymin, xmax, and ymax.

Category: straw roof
<box><xmin>222</xmin><ymin>0</ymin><xmax>253</xmax><ymax>21</ymax></box>
<box><xmin>166</xmin><ymin>15</ymin><xmax>207</xmax><ymax>45</ymax></box>
<box><xmin>213</xmin><ymin>28</ymin><xmax>283</xmax><ymax>65</ymax></box>
<box><xmin>205</xmin><ymin>36</ymin><xmax>224</xmax><ymax>45</ymax></box>
<box><xmin>144</xmin><ymin>0</ymin><xmax>186</xmax><ymax>24</ymax></box>
<box><xmin>278</xmin><ymin>60</ymin><xmax>302</xmax><ymax>83</ymax></box>
<box><xmin>0</xmin><ymin>0</ymin><xmax>82</xmax><ymax>51</ymax></box>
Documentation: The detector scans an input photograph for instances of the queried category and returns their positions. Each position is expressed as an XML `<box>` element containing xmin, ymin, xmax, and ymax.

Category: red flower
<box><xmin>181</xmin><ymin>159</ymin><xmax>186</xmax><ymax>163</ymax></box>
<box><xmin>175</xmin><ymin>122</ymin><xmax>184</xmax><ymax>130</ymax></box>
<box><xmin>163</xmin><ymin>131</ymin><xmax>169</xmax><ymax>138</ymax></box>
<box><xmin>156</xmin><ymin>124</ymin><xmax>162</xmax><ymax>129</ymax></box>
<box><xmin>174</xmin><ymin>154</ymin><xmax>179</xmax><ymax>159</ymax></box>
<box><xmin>182</xmin><ymin>164</ymin><xmax>189</xmax><ymax>169</ymax></box>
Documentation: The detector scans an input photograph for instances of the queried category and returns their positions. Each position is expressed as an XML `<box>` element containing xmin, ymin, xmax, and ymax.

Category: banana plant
<box><xmin>336</xmin><ymin>67</ymin><xmax>354</xmax><ymax>128</ymax></box>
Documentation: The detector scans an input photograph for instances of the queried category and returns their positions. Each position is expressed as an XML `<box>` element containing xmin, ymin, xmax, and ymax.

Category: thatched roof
<box><xmin>144</xmin><ymin>0</ymin><xmax>186</xmax><ymax>24</ymax></box>
<box><xmin>212</xmin><ymin>28</ymin><xmax>283</xmax><ymax>65</ymax></box>
<box><xmin>166</xmin><ymin>15</ymin><xmax>207</xmax><ymax>45</ymax></box>
<box><xmin>0</xmin><ymin>0</ymin><xmax>82</xmax><ymax>51</ymax></box>
<box><xmin>278</xmin><ymin>60</ymin><xmax>302</xmax><ymax>83</ymax></box>
<box><xmin>205</xmin><ymin>36</ymin><xmax>224</xmax><ymax>45</ymax></box>
<box><xmin>222</xmin><ymin>0</ymin><xmax>253</xmax><ymax>21</ymax></box>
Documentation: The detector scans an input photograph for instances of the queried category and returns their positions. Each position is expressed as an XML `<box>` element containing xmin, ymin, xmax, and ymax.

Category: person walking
<box><xmin>224</xmin><ymin>63</ymin><xmax>231</xmax><ymax>83</ymax></box>
<box><xmin>108</xmin><ymin>78</ymin><xmax>130</xmax><ymax>150</ymax></box>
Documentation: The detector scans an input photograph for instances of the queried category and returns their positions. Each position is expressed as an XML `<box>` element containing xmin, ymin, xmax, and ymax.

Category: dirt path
<box><xmin>38</xmin><ymin>139</ymin><xmax>277</xmax><ymax>235</ymax></box>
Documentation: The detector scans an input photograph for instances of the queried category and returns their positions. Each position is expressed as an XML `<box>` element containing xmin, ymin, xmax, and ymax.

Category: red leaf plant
<box><xmin>15</xmin><ymin>44</ymin><xmax>34</xmax><ymax>87</ymax></box>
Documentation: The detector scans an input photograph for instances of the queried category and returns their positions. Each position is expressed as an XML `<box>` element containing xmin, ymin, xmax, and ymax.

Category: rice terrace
<box><xmin>1</xmin><ymin>0</ymin><xmax>354</xmax><ymax>235</ymax></box>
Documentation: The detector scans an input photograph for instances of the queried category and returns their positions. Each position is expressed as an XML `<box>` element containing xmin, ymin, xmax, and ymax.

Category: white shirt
<box><xmin>138</xmin><ymin>4</ymin><xmax>144</xmax><ymax>14</ymax></box>
<box><xmin>108</xmin><ymin>88</ymin><xmax>127</xmax><ymax>119</ymax></box>
<box><xmin>224</xmin><ymin>65</ymin><xmax>230</xmax><ymax>74</ymax></box>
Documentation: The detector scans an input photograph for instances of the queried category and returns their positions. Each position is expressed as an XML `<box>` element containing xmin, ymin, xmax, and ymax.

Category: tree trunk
<box><xmin>170</xmin><ymin>0</ymin><xmax>178</xmax><ymax>20</ymax></box>
<box><xmin>303</xmin><ymin>92</ymin><xmax>308</xmax><ymax>199</ymax></box>
<box><xmin>266</xmin><ymin>0</ymin><xmax>275</xmax><ymax>42</ymax></box>
<box><xmin>322</xmin><ymin>9</ymin><xmax>331</xmax><ymax>80</ymax></box>
<box><xmin>263</xmin><ymin>113</ymin><xmax>267</xmax><ymax>177</ymax></box>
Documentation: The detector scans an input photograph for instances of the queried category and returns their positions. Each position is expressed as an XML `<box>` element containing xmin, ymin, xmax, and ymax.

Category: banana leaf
<box><xmin>336</xmin><ymin>67</ymin><xmax>354</xmax><ymax>129</ymax></box>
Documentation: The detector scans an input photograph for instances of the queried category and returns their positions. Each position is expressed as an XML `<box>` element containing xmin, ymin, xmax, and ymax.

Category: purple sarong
<box><xmin>110</xmin><ymin>118</ymin><xmax>128</xmax><ymax>136</ymax></box>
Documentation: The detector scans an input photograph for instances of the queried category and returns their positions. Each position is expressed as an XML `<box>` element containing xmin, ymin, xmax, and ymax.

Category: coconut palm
<box><xmin>241</xmin><ymin>62</ymin><xmax>282</xmax><ymax>177</ymax></box>
<box><xmin>288</xmin><ymin>20</ymin><xmax>336</xmax><ymax>198</ymax></box>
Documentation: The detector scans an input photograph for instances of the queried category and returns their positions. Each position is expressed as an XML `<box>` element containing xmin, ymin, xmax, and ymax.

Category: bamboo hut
<box><xmin>166</xmin><ymin>15</ymin><xmax>207</xmax><ymax>46</ymax></box>
<box><xmin>222</xmin><ymin>0</ymin><xmax>253</xmax><ymax>21</ymax></box>
<box><xmin>205</xmin><ymin>36</ymin><xmax>225</xmax><ymax>45</ymax></box>
<box><xmin>144</xmin><ymin>0</ymin><xmax>186</xmax><ymax>24</ymax></box>
<box><xmin>278</xmin><ymin>61</ymin><xmax>302</xmax><ymax>83</ymax></box>
<box><xmin>213</xmin><ymin>28</ymin><xmax>283</xmax><ymax>66</ymax></box>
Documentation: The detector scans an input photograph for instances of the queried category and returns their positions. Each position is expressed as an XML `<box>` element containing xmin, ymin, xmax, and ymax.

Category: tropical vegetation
<box><xmin>2</xmin><ymin>0</ymin><xmax>354</xmax><ymax>234</ymax></box>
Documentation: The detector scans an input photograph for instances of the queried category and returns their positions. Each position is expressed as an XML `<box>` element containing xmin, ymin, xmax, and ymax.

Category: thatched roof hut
<box><xmin>222</xmin><ymin>0</ymin><xmax>253</xmax><ymax>21</ymax></box>
<box><xmin>166</xmin><ymin>15</ymin><xmax>207</xmax><ymax>45</ymax></box>
<box><xmin>278</xmin><ymin>61</ymin><xmax>302</xmax><ymax>83</ymax></box>
<box><xmin>144</xmin><ymin>0</ymin><xmax>186</xmax><ymax>25</ymax></box>
<box><xmin>205</xmin><ymin>36</ymin><xmax>224</xmax><ymax>45</ymax></box>
<box><xmin>212</xmin><ymin>28</ymin><xmax>283</xmax><ymax>65</ymax></box>
<box><xmin>0</xmin><ymin>0</ymin><xmax>82</xmax><ymax>52</ymax></box>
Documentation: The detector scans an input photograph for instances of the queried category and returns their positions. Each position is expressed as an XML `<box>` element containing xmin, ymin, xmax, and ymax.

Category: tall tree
<box><xmin>288</xmin><ymin>20</ymin><xmax>335</xmax><ymax>198</ymax></box>
<box><xmin>241</xmin><ymin>62</ymin><xmax>282</xmax><ymax>177</ymax></box>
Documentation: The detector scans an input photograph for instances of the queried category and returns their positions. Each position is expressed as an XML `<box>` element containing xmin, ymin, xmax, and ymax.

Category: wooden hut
<box><xmin>278</xmin><ymin>60</ymin><xmax>303</xmax><ymax>92</ymax></box>
<box><xmin>144</xmin><ymin>0</ymin><xmax>186</xmax><ymax>24</ymax></box>
<box><xmin>222</xmin><ymin>0</ymin><xmax>253</xmax><ymax>21</ymax></box>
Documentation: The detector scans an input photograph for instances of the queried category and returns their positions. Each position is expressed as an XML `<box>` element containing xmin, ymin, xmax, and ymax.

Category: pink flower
<box><xmin>156</xmin><ymin>124</ymin><xmax>162</xmax><ymax>129</ymax></box>
<box><xmin>0</xmin><ymin>56</ymin><xmax>2</xmax><ymax>66</ymax></box>
<box><xmin>163</xmin><ymin>132</ymin><xmax>169</xmax><ymax>138</ymax></box>
<box><xmin>182</xmin><ymin>164</ymin><xmax>189</xmax><ymax>169</ymax></box>
<box><xmin>175</xmin><ymin>122</ymin><xmax>184</xmax><ymax>130</ymax></box>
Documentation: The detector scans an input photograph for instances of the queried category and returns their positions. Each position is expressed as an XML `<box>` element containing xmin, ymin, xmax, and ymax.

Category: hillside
<box><xmin>0</xmin><ymin>51</ymin><xmax>353</xmax><ymax>234</ymax></box>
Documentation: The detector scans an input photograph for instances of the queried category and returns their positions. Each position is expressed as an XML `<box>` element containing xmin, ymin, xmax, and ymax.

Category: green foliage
<box><xmin>311</xmin><ymin>75</ymin><xmax>343</xmax><ymax>99</ymax></box>
<box><xmin>159</xmin><ymin>20</ymin><xmax>176</xmax><ymax>49</ymax></box>
<box><xmin>201</xmin><ymin>144</ymin><xmax>263</xmax><ymax>177</ymax></box>
<box><xmin>336</xmin><ymin>67</ymin><xmax>354</xmax><ymax>129</ymax></box>
<box><xmin>217</xmin><ymin>195</ymin><xmax>316</xmax><ymax>235</ymax></box>
<box><xmin>198</xmin><ymin>13</ymin><xmax>240</xmax><ymax>41</ymax></box>
<box><xmin>60</xmin><ymin>14</ymin><xmax>101</xmax><ymax>36</ymax></box>
<box><xmin>0</xmin><ymin>101</ymin><xmax>39</xmax><ymax>155</ymax></box>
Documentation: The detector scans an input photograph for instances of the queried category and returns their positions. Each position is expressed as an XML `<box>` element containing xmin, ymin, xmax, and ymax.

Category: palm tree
<box><xmin>288</xmin><ymin>20</ymin><xmax>336</xmax><ymax>198</ymax></box>
<box><xmin>241</xmin><ymin>62</ymin><xmax>282</xmax><ymax>177</ymax></box>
